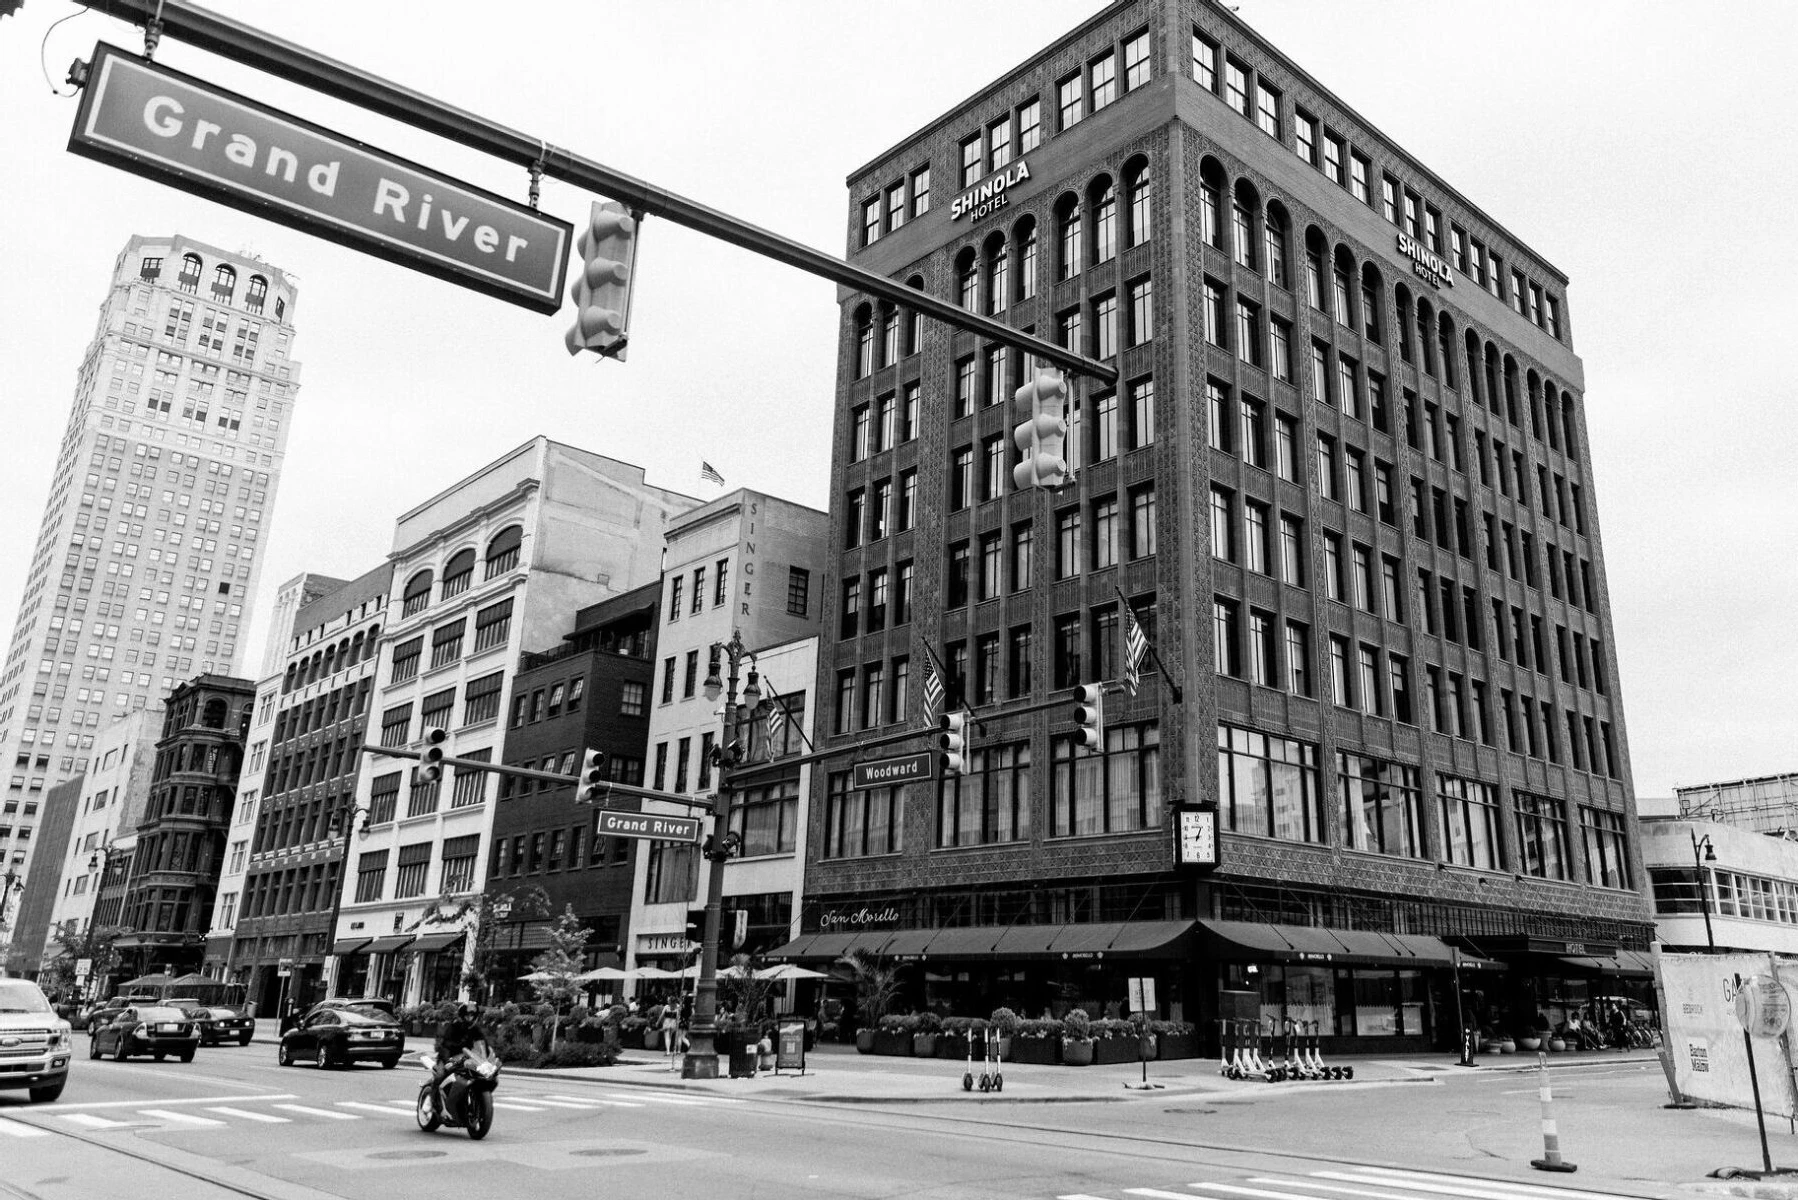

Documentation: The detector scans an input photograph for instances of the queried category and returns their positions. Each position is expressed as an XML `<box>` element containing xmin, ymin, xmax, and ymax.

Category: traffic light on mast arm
<box><xmin>1072</xmin><ymin>684</ymin><xmax>1104</xmax><ymax>753</ymax></box>
<box><xmin>938</xmin><ymin>711</ymin><xmax>970</xmax><ymax>776</ymax></box>
<box><xmin>577</xmin><ymin>748</ymin><xmax>608</xmax><ymax>804</ymax></box>
<box><xmin>1011</xmin><ymin>368</ymin><xmax>1069</xmax><ymax>491</ymax></box>
<box><xmin>418</xmin><ymin>726</ymin><xmax>448</xmax><ymax>783</ymax></box>
<box><xmin>565</xmin><ymin>200</ymin><xmax>638</xmax><ymax>359</ymax></box>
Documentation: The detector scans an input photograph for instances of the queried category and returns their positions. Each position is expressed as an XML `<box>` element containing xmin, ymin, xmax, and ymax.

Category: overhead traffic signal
<box><xmin>938</xmin><ymin>711</ymin><xmax>970</xmax><ymax>776</ymax></box>
<box><xmin>577</xmin><ymin>748</ymin><xmax>608</xmax><ymax>804</ymax></box>
<box><xmin>1072</xmin><ymin>684</ymin><xmax>1104</xmax><ymax>752</ymax></box>
<box><xmin>418</xmin><ymin>726</ymin><xmax>448</xmax><ymax>783</ymax></box>
<box><xmin>1011</xmin><ymin>368</ymin><xmax>1070</xmax><ymax>491</ymax></box>
<box><xmin>565</xmin><ymin>200</ymin><xmax>637</xmax><ymax>359</ymax></box>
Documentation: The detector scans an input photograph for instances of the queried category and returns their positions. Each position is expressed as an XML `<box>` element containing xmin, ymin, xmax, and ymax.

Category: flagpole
<box><xmin>918</xmin><ymin>639</ymin><xmax>988</xmax><ymax>735</ymax></box>
<box><xmin>758</xmin><ymin>681</ymin><xmax>815</xmax><ymax>755</ymax></box>
<box><xmin>1113</xmin><ymin>586</ymin><xmax>1184</xmax><ymax>705</ymax></box>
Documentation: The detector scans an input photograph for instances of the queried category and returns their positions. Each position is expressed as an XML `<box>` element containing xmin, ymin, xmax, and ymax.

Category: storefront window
<box><xmin>1217</xmin><ymin>723</ymin><xmax>1320</xmax><ymax>842</ymax></box>
<box><xmin>1234</xmin><ymin>963</ymin><xmax>1428</xmax><ymax>1039</ymax></box>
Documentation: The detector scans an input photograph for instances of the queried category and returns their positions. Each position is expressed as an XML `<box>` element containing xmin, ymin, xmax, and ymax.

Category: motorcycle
<box><xmin>415</xmin><ymin>1043</ymin><xmax>501</xmax><ymax>1140</ymax></box>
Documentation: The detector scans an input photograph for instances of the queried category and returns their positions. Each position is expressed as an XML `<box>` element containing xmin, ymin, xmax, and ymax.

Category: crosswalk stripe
<box><xmin>140</xmin><ymin>1109</ymin><xmax>226</xmax><ymax>1127</ymax></box>
<box><xmin>507</xmin><ymin>1097</ymin><xmax>592</xmax><ymax>1109</ymax></box>
<box><xmin>539</xmin><ymin>1095</ymin><xmax>618</xmax><ymax>1107</ymax></box>
<box><xmin>1249</xmin><ymin>1176</ymin><xmax>1425</xmax><ymax>1200</ymax></box>
<box><xmin>59</xmin><ymin>1113</ymin><xmax>136</xmax><ymax>1128</ymax></box>
<box><xmin>205</xmin><ymin>1107</ymin><xmax>290</xmax><ymax>1123</ymax></box>
<box><xmin>1192</xmin><ymin>1183</ymin><xmax>1322</xmax><ymax>1200</ymax></box>
<box><xmin>494</xmin><ymin>1102</ymin><xmax>549</xmax><ymax>1112</ymax></box>
<box><xmin>1057</xmin><ymin>1195</ymin><xmax>1116</xmax><ymax>1200</ymax></box>
<box><xmin>0</xmin><ymin>1118</ymin><xmax>50</xmax><ymax>1138</ymax></box>
<box><xmin>272</xmin><ymin>1104</ymin><xmax>358</xmax><ymax>1121</ymax></box>
<box><xmin>338</xmin><ymin>1102</ymin><xmax>410</xmax><ymax>1116</ymax></box>
<box><xmin>599</xmin><ymin>1092</ymin><xmax>715</xmax><ymax>1106</ymax></box>
<box><xmin>1350</xmin><ymin>1170</ymin><xmax>1644</xmax><ymax>1200</ymax></box>
<box><xmin>1128</xmin><ymin>1190</ymin><xmax>1209</xmax><ymax>1200</ymax></box>
<box><xmin>1319</xmin><ymin>1173</ymin><xmax>1630</xmax><ymax>1200</ymax></box>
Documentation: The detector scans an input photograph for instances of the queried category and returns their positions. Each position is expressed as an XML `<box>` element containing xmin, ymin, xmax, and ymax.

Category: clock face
<box><xmin>1177</xmin><ymin>808</ymin><xmax>1216</xmax><ymax>866</ymax></box>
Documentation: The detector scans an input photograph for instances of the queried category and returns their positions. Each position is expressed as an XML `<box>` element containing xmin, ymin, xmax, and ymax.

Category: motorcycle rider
<box><xmin>430</xmin><ymin>1000</ymin><xmax>489</xmax><ymax>1113</ymax></box>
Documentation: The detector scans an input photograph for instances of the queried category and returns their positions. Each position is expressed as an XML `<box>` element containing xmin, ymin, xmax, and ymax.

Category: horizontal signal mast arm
<box><xmin>76</xmin><ymin>0</ymin><xmax>1116</xmax><ymax>384</ymax></box>
<box><xmin>357</xmin><ymin>744</ymin><xmax>714</xmax><ymax>813</ymax></box>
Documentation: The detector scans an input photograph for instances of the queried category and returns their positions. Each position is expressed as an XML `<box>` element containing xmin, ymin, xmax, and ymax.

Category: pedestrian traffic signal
<box><xmin>576</xmin><ymin>748</ymin><xmax>608</xmax><ymax>804</ymax></box>
<box><xmin>938</xmin><ymin>711</ymin><xmax>970</xmax><ymax>776</ymax></box>
<box><xmin>1011</xmin><ymin>368</ymin><xmax>1070</xmax><ymax>491</ymax></box>
<box><xmin>565</xmin><ymin>200</ymin><xmax>637</xmax><ymax>359</ymax></box>
<box><xmin>1072</xmin><ymin>684</ymin><xmax>1104</xmax><ymax>752</ymax></box>
<box><xmin>418</xmin><ymin>726</ymin><xmax>448</xmax><ymax>783</ymax></box>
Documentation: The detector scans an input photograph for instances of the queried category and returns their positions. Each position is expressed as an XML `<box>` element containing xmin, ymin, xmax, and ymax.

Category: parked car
<box><xmin>181</xmin><ymin>1003</ymin><xmax>256</xmax><ymax>1046</ymax></box>
<box><xmin>278</xmin><ymin>1000</ymin><xmax>405</xmax><ymax>1069</ymax></box>
<box><xmin>0</xmin><ymin>979</ymin><xmax>73</xmax><ymax>1103</ymax></box>
<box><xmin>88</xmin><ymin>1005</ymin><xmax>201</xmax><ymax>1062</ymax></box>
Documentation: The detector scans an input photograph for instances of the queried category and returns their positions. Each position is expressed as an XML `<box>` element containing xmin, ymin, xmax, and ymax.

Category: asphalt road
<box><xmin>0</xmin><ymin>1038</ymin><xmax>1747</xmax><ymax>1200</ymax></box>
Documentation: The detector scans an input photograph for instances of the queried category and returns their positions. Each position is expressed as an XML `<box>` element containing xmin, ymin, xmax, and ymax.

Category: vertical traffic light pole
<box><xmin>682</xmin><ymin>634</ymin><xmax>746</xmax><ymax>1079</ymax></box>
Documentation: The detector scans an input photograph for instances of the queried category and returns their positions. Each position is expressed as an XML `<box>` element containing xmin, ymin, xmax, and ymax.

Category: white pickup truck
<box><xmin>0</xmin><ymin>978</ymin><xmax>72</xmax><ymax>1102</ymax></box>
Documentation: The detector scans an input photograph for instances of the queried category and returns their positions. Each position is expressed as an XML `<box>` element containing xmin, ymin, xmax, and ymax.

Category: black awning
<box><xmin>365</xmin><ymin>935</ymin><xmax>414</xmax><ymax>954</ymax></box>
<box><xmin>408</xmin><ymin>931</ymin><xmax>466</xmax><ymax>954</ymax></box>
<box><xmin>1201</xmin><ymin>921</ymin><xmax>1480</xmax><ymax>968</ymax></box>
<box><xmin>1046</xmin><ymin>920</ymin><xmax>1196</xmax><ymax>959</ymax></box>
<box><xmin>330</xmin><ymin>938</ymin><xmax>371</xmax><ymax>956</ymax></box>
<box><xmin>761</xmin><ymin>930</ymin><xmax>893</xmax><ymax>961</ymax></box>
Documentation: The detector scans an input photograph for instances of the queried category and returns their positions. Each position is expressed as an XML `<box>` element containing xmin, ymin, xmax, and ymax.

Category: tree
<box><xmin>719</xmin><ymin>953</ymin><xmax>777</xmax><ymax>1027</ymax></box>
<box><xmin>453</xmin><ymin>886</ymin><xmax>549</xmax><ymax>1004</ymax></box>
<box><xmin>836</xmin><ymin>948</ymin><xmax>905</xmax><ymax>1033</ymax></box>
<box><xmin>527</xmin><ymin>905</ymin><xmax>590</xmax><ymax>1045</ymax></box>
<box><xmin>37</xmin><ymin>921</ymin><xmax>126</xmax><ymax>1001</ymax></box>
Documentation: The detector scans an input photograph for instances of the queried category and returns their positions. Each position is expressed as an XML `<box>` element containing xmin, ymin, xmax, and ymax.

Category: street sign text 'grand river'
<box><xmin>68</xmin><ymin>43</ymin><xmax>570</xmax><ymax>313</ymax></box>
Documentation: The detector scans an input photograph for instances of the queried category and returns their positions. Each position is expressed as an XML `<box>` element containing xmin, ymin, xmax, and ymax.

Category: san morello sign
<box><xmin>68</xmin><ymin>43</ymin><xmax>570</xmax><ymax>314</ymax></box>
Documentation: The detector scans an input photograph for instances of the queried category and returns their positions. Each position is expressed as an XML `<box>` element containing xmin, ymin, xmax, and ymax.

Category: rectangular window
<box><xmin>1514</xmin><ymin>792</ymin><xmax>1570</xmax><ymax>880</ymax></box>
<box><xmin>1192</xmin><ymin>30</ymin><xmax>1218</xmax><ymax>90</ymax></box>
<box><xmin>1438</xmin><ymin>775</ymin><xmax>1501</xmax><ymax>869</ymax></box>
<box><xmin>394</xmin><ymin>841</ymin><xmax>431</xmax><ymax>898</ymax></box>
<box><xmin>1255</xmin><ymin>81</ymin><xmax>1280</xmax><ymax>138</ymax></box>
<box><xmin>1090</xmin><ymin>49</ymin><xmax>1118</xmax><ymax>110</ymax></box>
<box><xmin>1224</xmin><ymin>59</ymin><xmax>1249</xmax><ymax>116</ymax></box>
<box><xmin>472</xmin><ymin>598</ymin><xmax>512</xmax><ymax>653</ymax></box>
<box><xmin>462</xmin><ymin>672</ymin><xmax>503</xmax><ymax>726</ymax></box>
<box><xmin>1049</xmin><ymin>723</ymin><xmax>1161</xmax><ymax>837</ymax></box>
<box><xmin>1581</xmin><ymin>806</ymin><xmax>1632</xmax><ymax>888</ymax></box>
<box><xmin>1340</xmin><ymin>753</ymin><xmax>1421</xmax><ymax>857</ymax></box>
<box><xmin>1057</xmin><ymin>72</ymin><xmax>1083</xmax><ymax>130</ymax></box>
<box><xmin>1216</xmin><ymin>723</ymin><xmax>1320</xmax><ymax>842</ymax></box>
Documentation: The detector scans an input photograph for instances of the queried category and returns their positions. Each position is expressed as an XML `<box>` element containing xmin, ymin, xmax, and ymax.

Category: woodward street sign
<box><xmin>68</xmin><ymin>43</ymin><xmax>571</xmax><ymax>313</ymax></box>
<box><xmin>850</xmin><ymin>751</ymin><xmax>934</xmax><ymax>790</ymax></box>
<box><xmin>595</xmin><ymin>809</ymin><xmax>702</xmax><ymax>845</ymax></box>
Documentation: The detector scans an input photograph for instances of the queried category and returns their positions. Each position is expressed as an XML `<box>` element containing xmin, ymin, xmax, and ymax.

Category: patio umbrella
<box><xmin>631</xmin><ymin>966</ymin><xmax>680</xmax><ymax>980</ymax></box>
<box><xmin>757</xmin><ymin>963</ymin><xmax>830</xmax><ymax>981</ymax></box>
<box><xmin>517</xmin><ymin>971</ymin><xmax>557</xmax><ymax>983</ymax></box>
<box><xmin>573</xmin><ymin>966</ymin><xmax>633</xmax><ymax>983</ymax></box>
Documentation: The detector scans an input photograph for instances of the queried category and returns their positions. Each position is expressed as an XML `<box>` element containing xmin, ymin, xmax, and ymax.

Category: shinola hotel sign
<box><xmin>67</xmin><ymin>43</ymin><xmax>571</xmax><ymax>313</ymax></box>
<box><xmin>952</xmin><ymin>160</ymin><xmax>1033</xmax><ymax>223</ymax></box>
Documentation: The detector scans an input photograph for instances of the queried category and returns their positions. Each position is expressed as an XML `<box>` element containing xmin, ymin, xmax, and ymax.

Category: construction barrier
<box><xmin>1659</xmin><ymin>949</ymin><xmax>1798</xmax><ymax>1117</ymax></box>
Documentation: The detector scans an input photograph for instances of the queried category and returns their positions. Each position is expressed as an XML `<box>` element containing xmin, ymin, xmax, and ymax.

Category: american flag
<box><xmin>922</xmin><ymin>659</ymin><xmax>945</xmax><ymax>723</ymax></box>
<box><xmin>1122</xmin><ymin>605</ymin><xmax>1148</xmax><ymax>698</ymax></box>
<box><xmin>699</xmin><ymin>461</ymin><xmax>725</xmax><ymax>485</ymax></box>
<box><xmin>765</xmin><ymin>697</ymin><xmax>787</xmax><ymax>745</ymax></box>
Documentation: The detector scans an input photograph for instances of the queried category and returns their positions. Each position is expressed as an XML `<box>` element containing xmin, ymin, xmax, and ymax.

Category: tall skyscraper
<box><xmin>0</xmin><ymin>234</ymin><xmax>300</xmax><ymax>894</ymax></box>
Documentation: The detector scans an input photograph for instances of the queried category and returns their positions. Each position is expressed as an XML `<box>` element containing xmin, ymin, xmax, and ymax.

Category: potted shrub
<box><xmin>938</xmin><ymin>1015</ymin><xmax>975</xmax><ymax>1060</ymax></box>
<box><xmin>1154</xmin><ymin>1020</ymin><xmax>1198</xmax><ymax>1059</ymax></box>
<box><xmin>873</xmin><ymin>1013</ymin><xmax>915</xmax><ymax>1056</ymax></box>
<box><xmin>1010</xmin><ymin>1016</ymin><xmax>1063</xmax><ymax>1065</ymax></box>
<box><xmin>1090</xmin><ymin>1017</ymin><xmax>1141</xmax><ymax>1065</ymax></box>
<box><xmin>912</xmin><ymin>1010</ymin><xmax>944</xmax><ymax>1058</ymax></box>
<box><xmin>618</xmin><ymin>1014</ymin><xmax>649</xmax><ymax>1049</ymax></box>
<box><xmin>1061</xmin><ymin>1008</ymin><xmax>1095</xmax><ymax>1066</ymax></box>
<box><xmin>838</xmin><ymin>949</ymin><xmax>905</xmax><ymax>1055</ymax></box>
<box><xmin>989</xmin><ymin>1008</ymin><xmax>1019</xmax><ymax>1060</ymax></box>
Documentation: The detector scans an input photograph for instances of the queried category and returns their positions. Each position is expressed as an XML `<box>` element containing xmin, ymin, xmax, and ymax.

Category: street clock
<box><xmin>1174</xmin><ymin>804</ymin><xmax>1218</xmax><ymax>869</ymax></box>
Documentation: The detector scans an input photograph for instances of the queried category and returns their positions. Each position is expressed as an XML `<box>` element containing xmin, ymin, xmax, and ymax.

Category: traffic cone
<box><xmin>1529</xmin><ymin>1051</ymin><xmax>1577</xmax><ymax>1173</ymax></box>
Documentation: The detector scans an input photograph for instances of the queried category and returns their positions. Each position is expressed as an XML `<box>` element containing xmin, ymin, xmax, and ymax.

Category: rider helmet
<box><xmin>457</xmin><ymin>1000</ymin><xmax>478</xmax><ymax>1019</ymax></box>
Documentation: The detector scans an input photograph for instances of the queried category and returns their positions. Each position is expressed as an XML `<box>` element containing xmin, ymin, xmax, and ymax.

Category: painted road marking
<box><xmin>337</xmin><ymin>1102</ymin><xmax>411</xmax><ymax>1117</ymax></box>
<box><xmin>204</xmin><ymin>1107</ymin><xmax>290</xmax><ymax>1123</ymax></box>
<box><xmin>1248</xmin><ymin>1176</ymin><xmax>1430</xmax><ymax>1200</ymax></box>
<box><xmin>1127</xmin><ymin>1191</ymin><xmax>1209</xmax><ymax>1200</ymax></box>
<box><xmin>0</xmin><ymin>1118</ymin><xmax>50</xmax><ymax>1138</ymax></box>
<box><xmin>507</xmin><ymin>1097</ymin><xmax>593</xmax><ymax>1109</ymax></box>
<box><xmin>493</xmin><ymin>1102</ymin><xmax>549</xmax><ymax>1112</ymax></box>
<box><xmin>58</xmin><ymin>1113</ymin><xmax>138</xmax><ymax>1129</ymax></box>
<box><xmin>50</xmin><ymin>1093</ymin><xmax>296</xmax><ymax>1110</ymax></box>
<box><xmin>139</xmin><ymin>1108</ymin><xmax>226</xmax><ymax>1127</ymax></box>
<box><xmin>1350</xmin><ymin>1169</ymin><xmax>1648</xmax><ymax>1200</ymax></box>
<box><xmin>1191</xmin><ymin>1184</ymin><xmax>1323</xmax><ymax>1200</ymax></box>
<box><xmin>272</xmin><ymin>1104</ymin><xmax>358</xmax><ymax>1120</ymax></box>
<box><xmin>600</xmin><ymin>1091</ymin><xmax>716</xmax><ymax>1106</ymax></box>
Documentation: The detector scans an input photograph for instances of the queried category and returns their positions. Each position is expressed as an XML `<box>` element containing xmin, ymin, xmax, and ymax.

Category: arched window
<box><xmin>984</xmin><ymin>234</ymin><xmax>1009</xmax><ymax>315</ymax></box>
<box><xmin>1305</xmin><ymin>228</ymin><xmax>1329</xmax><ymax>312</ymax></box>
<box><xmin>1332</xmin><ymin>246</ymin><xmax>1356</xmax><ymax>330</ymax></box>
<box><xmin>853</xmin><ymin>305</ymin><xmax>875</xmax><ymax>377</ymax></box>
<box><xmin>1090</xmin><ymin>176</ymin><xmax>1118</xmax><ymax>264</ymax></box>
<box><xmin>1198</xmin><ymin>159</ymin><xmax>1226</xmax><ymax>250</ymax></box>
<box><xmin>955</xmin><ymin>249</ymin><xmax>979</xmax><ymax>309</ymax></box>
<box><xmin>1416</xmin><ymin>298</ymin><xmax>1436</xmax><ymax>376</ymax></box>
<box><xmin>323</xmin><ymin>645</ymin><xmax>337</xmax><ymax>677</ymax></box>
<box><xmin>1437</xmin><ymin>312</ymin><xmax>1456</xmax><ymax>389</ymax></box>
<box><xmin>1263</xmin><ymin>203</ymin><xmax>1289</xmax><ymax>289</ymax></box>
<box><xmin>1360</xmin><ymin>263</ymin><xmax>1384</xmax><ymax>344</ymax></box>
<box><xmin>1054</xmin><ymin>194</ymin><xmax>1082</xmax><ymax>280</ymax></box>
<box><xmin>245</xmin><ymin>274</ymin><xmax>268</xmax><ymax>315</ymax></box>
<box><xmin>441</xmin><ymin>549</ymin><xmax>476</xmax><ymax>599</ymax></box>
<box><xmin>202</xmin><ymin>698</ymin><xmax>227</xmax><ymax>728</ymax></box>
<box><xmin>1502</xmin><ymin>356</ymin><xmax>1520</xmax><ymax>425</ymax></box>
<box><xmin>880</xmin><ymin>307</ymin><xmax>899</xmax><ymax>366</ymax></box>
<box><xmin>1394</xmin><ymin>285</ymin><xmax>1414</xmax><ymax>362</ymax></box>
<box><xmin>485</xmin><ymin>525</ymin><xmax>523</xmax><ymax>579</ymax></box>
<box><xmin>1484</xmin><ymin>343</ymin><xmax>1503</xmax><ymax>417</ymax></box>
<box><xmin>1559</xmin><ymin>390</ymin><xmax>1579</xmax><ymax>457</ymax></box>
<box><xmin>275</xmin><ymin>296</ymin><xmax>286</xmax><ymax>321</ymax></box>
<box><xmin>403</xmin><ymin>570</ymin><xmax>434</xmax><ymax>618</ymax></box>
<box><xmin>1014</xmin><ymin>218</ymin><xmax>1038</xmax><ymax>302</ymax></box>
<box><xmin>177</xmin><ymin>253</ymin><xmax>202</xmax><ymax>295</ymax></box>
<box><xmin>210</xmin><ymin>263</ymin><xmax>236</xmax><ymax>302</ymax></box>
<box><xmin>1542</xmin><ymin>385</ymin><xmax>1560</xmax><ymax>451</ymax></box>
<box><xmin>1123</xmin><ymin>157</ymin><xmax>1151</xmax><ymax>248</ymax></box>
<box><xmin>365</xmin><ymin>625</ymin><xmax>381</xmax><ymax>657</ymax></box>
<box><xmin>1231</xmin><ymin>180</ymin><xmax>1259</xmax><ymax>271</ymax></box>
<box><xmin>283</xmin><ymin>663</ymin><xmax>297</xmax><ymax>693</ymax></box>
<box><xmin>1464</xmin><ymin>331</ymin><xmax>1483</xmax><ymax>406</ymax></box>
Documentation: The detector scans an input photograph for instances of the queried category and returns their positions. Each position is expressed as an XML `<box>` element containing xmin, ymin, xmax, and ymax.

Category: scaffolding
<box><xmin>1676</xmin><ymin>773</ymin><xmax>1798</xmax><ymax>835</ymax></box>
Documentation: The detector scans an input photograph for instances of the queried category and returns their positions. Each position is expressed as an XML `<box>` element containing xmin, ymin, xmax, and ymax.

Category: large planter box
<box><xmin>1062</xmin><ymin>1038</ymin><xmax>1095</xmax><ymax>1066</ymax></box>
<box><xmin>1093</xmin><ymin>1037</ymin><xmax>1144</xmax><ymax>1066</ymax></box>
<box><xmin>913</xmin><ymin>1033</ymin><xmax>940</xmax><ymax>1058</ymax></box>
<box><xmin>871</xmin><ymin>1030</ymin><xmax>914</xmax><ymax>1056</ymax></box>
<box><xmin>1009</xmin><ymin>1036</ymin><xmax>1060</xmax><ymax>1065</ymax></box>
<box><xmin>855</xmin><ymin>1030</ymin><xmax>875</xmax><ymax>1054</ymax></box>
<box><xmin>937</xmin><ymin>1035</ymin><xmax>970</xmax><ymax>1061</ymax></box>
<box><xmin>1158</xmin><ymin>1031</ymin><xmax>1199</xmax><ymax>1060</ymax></box>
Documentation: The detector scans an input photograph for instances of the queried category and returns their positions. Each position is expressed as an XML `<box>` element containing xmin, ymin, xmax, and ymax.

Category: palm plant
<box><xmin>836</xmin><ymin>948</ymin><xmax>905</xmax><ymax>1030</ymax></box>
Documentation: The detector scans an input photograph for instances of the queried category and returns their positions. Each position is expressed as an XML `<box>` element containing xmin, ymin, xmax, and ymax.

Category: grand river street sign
<box><xmin>595</xmin><ymin>809</ymin><xmax>702</xmax><ymax>845</ymax></box>
<box><xmin>69</xmin><ymin>43</ymin><xmax>570</xmax><ymax>313</ymax></box>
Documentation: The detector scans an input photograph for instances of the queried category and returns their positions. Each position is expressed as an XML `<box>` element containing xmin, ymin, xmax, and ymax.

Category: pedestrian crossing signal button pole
<box><xmin>417</xmin><ymin>727</ymin><xmax>448</xmax><ymax>784</ymax></box>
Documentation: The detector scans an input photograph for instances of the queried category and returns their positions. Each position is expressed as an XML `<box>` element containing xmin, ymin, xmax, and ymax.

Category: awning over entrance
<box><xmin>765</xmin><ymin>921</ymin><xmax>1197</xmax><ymax>963</ymax></box>
<box><xmin>331</xmin><ymin>938</ymin><xmax>371</xmax><ymax>956</ymax></box>
<box><xmin>1200</xmin><ymin>921</ymin><xmax>1498</xmax><ymax>969</ymax></box>
<box><xmin>763</xmin><ymin>930</ymin><xmax>892</xmax><ymax>962</ymax></box>
<box><xmin>408</xmin><ymin>932</ymin><xmax>466</xmax><ymax>954</ymax></box>
<box><xmin>1559</xmin><ymin>949</ymin><xmax>1655</xmax><ymax>977</ymax></box>
<box><xmin>365</xmin><ymin>935</ymin><xmax>414</xmax><ymax>954</ymax></box>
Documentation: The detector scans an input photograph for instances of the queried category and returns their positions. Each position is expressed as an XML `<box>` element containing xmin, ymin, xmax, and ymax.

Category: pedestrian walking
<box><xmin>662</xmin><ymin>997</ymin><xmax>684</xmax><ymax>1069</ymax></box>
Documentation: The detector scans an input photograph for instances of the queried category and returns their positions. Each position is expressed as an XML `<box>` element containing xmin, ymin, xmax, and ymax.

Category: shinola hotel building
<box><xmin>788</xmin><ymin>0</ymin><xmax>1652</xmax><ymax>1051</ymax></box>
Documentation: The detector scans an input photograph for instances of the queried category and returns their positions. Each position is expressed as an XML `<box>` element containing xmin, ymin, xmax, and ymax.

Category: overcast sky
<box><xmin>1</xmin><ymin>1</ymin><xmax>1793</xmax><ymax>801</ymax></box>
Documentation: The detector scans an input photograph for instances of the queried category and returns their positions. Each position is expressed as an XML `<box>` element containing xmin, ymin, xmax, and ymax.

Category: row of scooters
<box><xmin>1218</xmin><ymin>1018</ymin><xmax>1353</xmax><ymax>1082</ymax></box>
